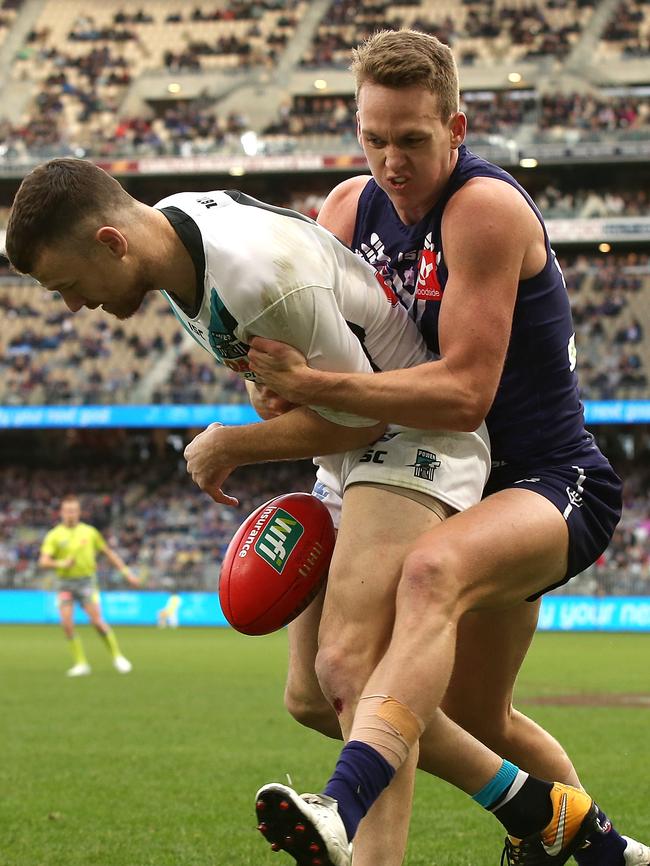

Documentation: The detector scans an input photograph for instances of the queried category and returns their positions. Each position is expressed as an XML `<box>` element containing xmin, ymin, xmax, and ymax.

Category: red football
<box><xmin>219</xmin><ymin>492</ymin><xmax>335</xmax><ymax>635</ymax></box>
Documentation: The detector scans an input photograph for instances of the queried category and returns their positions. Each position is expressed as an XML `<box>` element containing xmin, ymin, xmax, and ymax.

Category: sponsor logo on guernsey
<box><xmin>254</xmin><ymin>508</ymin><xmax>304</xmax><ymax>573</ymax></box>
<box><xmin>375</xmin><ymin>270</ymin><xmax>399</xmax><ymax>306</ymax></box>
<box><xmin>358</xmin><ymin>232</ymin><xmax>391</xmax><ymax>268</ymax></box>
<box><xmin>415</xmin><ymin>233</ymin><xmax>443</xmax><ymax>301</ymax></box>
<box><xmin>407</xmin><ymin>450</ymin><xmax>441</xmax><ymax>481</ymax></box>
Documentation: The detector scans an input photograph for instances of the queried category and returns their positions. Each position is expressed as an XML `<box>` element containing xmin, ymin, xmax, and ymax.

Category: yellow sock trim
<box><xmin>69</xmin><ymin>635</ymin><xmax>87</xmax><ymax>665</ymax></box>
<box><xmin>100</xmin><ymin>628</ymin><xmax>121</xmax><ymax>660</ymax></box>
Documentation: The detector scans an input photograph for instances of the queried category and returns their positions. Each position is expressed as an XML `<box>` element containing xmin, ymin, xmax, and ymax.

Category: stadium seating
<box><xmin>5</xmin><ymin>0</ymin><xmax>305</xmax><ymax>159</ymax></box>
<box><xmin>300</xmin><ymin>0</ymin><xmax>595</xmax><ymax>68</ymax></box>
<box><xmin>0</xmin><ymin>456</ymin><xmax>317</xmax><ymax>591</ymax></box>
<box><xmin>1</xmin><ymin>251</ymin><xmax>649</xmax><ymax>405</ymax></box>
<box><xmin>597</xmin><ymin>0</ymin><xmax>650</xmax><ymax>59</ymax></box>
<box><xmin>1</xmin><ymin>450</ymin><xmax>647</xmax><ymax>595</ymax></box>
<box><xmin>0</xmin><ymin>5</ymin><xmax>17</xmax><ymax>48</ymax></box>
<box><xmin>0</xmin><ymin>281</ymin><xmax>181</xmax><ymax>405</ymax></box>
<box><xmin>0</xmin><ymin>0</ymin><xmax>648</xmax><ymax>599</ymax></box>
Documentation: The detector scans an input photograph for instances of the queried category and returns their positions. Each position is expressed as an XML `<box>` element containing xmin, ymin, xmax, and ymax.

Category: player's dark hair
<box><xmin>6</xmin><ymin>158</ymin><xmax>132</xmax><ymax>274</ymax></box>
<box><xmin>351</xmin><ymin>29</ymin><xmax>459</xmax><ymax>122</ymax></box>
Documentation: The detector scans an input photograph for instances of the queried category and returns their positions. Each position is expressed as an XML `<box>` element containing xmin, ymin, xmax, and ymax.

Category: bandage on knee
<box><xmin>349</xmin><ymin>695</ymin><xmax>425</xmax><ymax>770</ymax></box>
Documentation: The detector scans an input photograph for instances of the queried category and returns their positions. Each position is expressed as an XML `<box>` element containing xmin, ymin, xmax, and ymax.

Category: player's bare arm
<box><xmin>316</xmin><ymin>175</ymin><xmax>371</xmax><ymax>245</ymax></box>
<box><xmin>184</xmin><ymin>408</ymin><xmax>385</xmax><ymax>504</ymax></box>
<box><xmin>250</xmin><ymin>179</ymin><xmax>539</xmax><ymax>431</ymax></box>
<box><xmin>39</xmin><ymin>552</ymin><xmax>74</xmax><ymax>569</ymax></box>
<box><xmin>102</xmin><ymin>545</ymin><xmax>139</xmax><ymax>585</ymax></box>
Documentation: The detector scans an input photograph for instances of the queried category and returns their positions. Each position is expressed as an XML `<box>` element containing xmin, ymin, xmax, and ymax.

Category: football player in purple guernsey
<box><xmin>250</xmin><ymin>28</ymin><xmax>649</xmax><ymax>866</ymax></box>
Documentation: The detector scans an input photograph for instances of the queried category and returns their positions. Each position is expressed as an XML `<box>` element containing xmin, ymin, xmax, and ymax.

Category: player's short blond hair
<box><xmin>6</xmin><ymin>158</ymin><xmax>133</xmax><ymax>274</ymax></box>
<box><xmin>350</xmin><ymin>29</ymin><xmax>460</xmax><ymax>122</ymax></box>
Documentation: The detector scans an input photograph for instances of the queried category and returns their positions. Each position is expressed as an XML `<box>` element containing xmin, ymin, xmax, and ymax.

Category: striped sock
<box><xmin>492</xmin><ymin>774</ymin><xmax>554</xmax><ymax>838</ymax></box>
<box><xmin>472</xmin><ymin>760</ymin><xmax>521</xmax><ymax>809</ymax></box>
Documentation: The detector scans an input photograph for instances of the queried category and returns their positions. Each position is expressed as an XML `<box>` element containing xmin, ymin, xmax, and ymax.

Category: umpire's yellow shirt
<box><xmin>40</xmin><ymin>523</ymin><xmax>106</xmax><ymax>579</ymax></box>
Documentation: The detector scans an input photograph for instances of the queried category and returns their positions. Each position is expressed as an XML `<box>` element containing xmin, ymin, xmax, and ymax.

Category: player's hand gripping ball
<box><xmin>219</xmin><ymin>493</ymin><xmax>335</xmax><ymax>635</ymax></box>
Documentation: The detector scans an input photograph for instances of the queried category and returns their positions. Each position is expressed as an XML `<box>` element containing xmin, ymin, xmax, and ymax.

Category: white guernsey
<box><xmin>157</xmin><ymin>190</ymin><xmax>490</xmax><ymax>520</ymax></box>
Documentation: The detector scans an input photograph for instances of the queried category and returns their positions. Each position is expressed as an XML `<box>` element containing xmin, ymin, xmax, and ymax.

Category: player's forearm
<box><xmin>220</xmin><ymin>407</ymin><xmax>384</xmax><ymax>464</ymax></box>
<box><xmin>104</xmin><ymin>548</ymin><xmax>126</xmax><ymax>571</ymax></box>
<box><xmin>294</xmin><ymin>362</ymin><xmax>486</xmax><ymax>432</ymax></box>
<box><xmin>104</xmin><ymin>547</ymin><xmax>136</xmax><ymax>581</ymax></box>
<box><xmin>39</xmin><ymin>554</ymin><xmax>63</xmax><ymax>569</ymax></box>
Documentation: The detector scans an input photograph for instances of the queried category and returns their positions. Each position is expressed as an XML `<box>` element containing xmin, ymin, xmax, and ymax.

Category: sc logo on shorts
<box><xmin>359</xmin><ymin>449</ymin><xmax>388</xmax><ymax>464</ymax></box>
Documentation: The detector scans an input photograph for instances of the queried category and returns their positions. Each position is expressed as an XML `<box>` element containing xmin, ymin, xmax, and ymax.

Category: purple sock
<box><xmin>322</xmin><ymin>740</ymin><xmax>396</xmax><ymax>841</ymax></box>
<box><xmin>574</xmin><ymin>809</ymin><xmax>627</xmax><ymax>866</ymax></box>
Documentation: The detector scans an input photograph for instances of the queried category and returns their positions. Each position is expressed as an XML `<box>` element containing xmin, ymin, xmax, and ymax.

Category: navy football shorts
<box><xmin>483</xmin><ymin>447</ymin><xmax>622</xmax><ymax>600</ymax></box>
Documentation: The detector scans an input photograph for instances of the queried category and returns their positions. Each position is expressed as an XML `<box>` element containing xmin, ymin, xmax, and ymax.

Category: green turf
<box><xmin>0</xmin><ymin>626</ymin><xmax>648</xmax><ymax>865</ymax></box>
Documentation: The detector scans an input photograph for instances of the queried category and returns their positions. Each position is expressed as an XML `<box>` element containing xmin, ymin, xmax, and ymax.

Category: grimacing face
<box><xmin>356</xmin><ymin>81</ymin><xmax>465</xmax><ymax>225</ymax></box>
<box><xmin>60</xmin><ymin>500</ymin><xmax>81</xmax><ymax>527</ymax></box>
<box><xmin>32</xmin><ymin>242</ymin><xmax>152</xmax><ymax>321</ymax></box>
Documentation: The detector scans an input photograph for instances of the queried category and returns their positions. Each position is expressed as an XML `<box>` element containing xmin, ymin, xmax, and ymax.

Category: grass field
<box><xmin>1</xmin><ymin>625</ymin><xmax>648</xmax><ymax>866</ymax></box>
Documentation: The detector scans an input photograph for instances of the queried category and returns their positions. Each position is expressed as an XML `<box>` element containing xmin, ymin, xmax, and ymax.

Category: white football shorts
<box><xmin>313</xmin><ymin>423</ymin><xmax>491</xmax><ymax>528</ymax></box>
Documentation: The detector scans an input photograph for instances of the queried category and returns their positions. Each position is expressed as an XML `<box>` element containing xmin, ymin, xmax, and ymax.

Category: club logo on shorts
<box><xmin>566</xmin><ymin>487</ymin><xmax>583</xmax><ymax>508</ymax></box>
<box><xmin>254</xmin><ymin>509</ymin><xmax>304</xmax><ymax>573</ymax></box>
<box><xmin>407</xmin><ymin>450</ymin><xmax>441</xmax><ymax>482</ymax></box>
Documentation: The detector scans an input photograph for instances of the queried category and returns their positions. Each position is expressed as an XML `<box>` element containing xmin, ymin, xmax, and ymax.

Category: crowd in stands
<box><xmin>0</xmin><ymin>282</ymin><xmax>180</xmax><ymax>405</ymax></box>
<box><xmin>1</xmin><ymin>439</ymin><xmax>648</xmax><ymax>595</ymax></box>
<box><xmin>535</xmin><ymin>184</ymin><xmax>649</xmax><ymax>218</ymax></box>
<box><xmin>150</xmin><ymin>346</ymin><xmax>249</xmax><ymax>405</ymax></box>
<box><xmin>598</xmin><ymin>0</ymin><xmax>650</xmax><ymax>59</ymax></box>
<box><xmin>264</xmin><ymin>94</ymin><xmax>356</xmax><ymax>139</ymax></box>
<box><xmin>0</xmin><ymin>0</ymin><xmax>303</xmax><ymax>161</ymax></box>
<box><xmin>261</xmin><ymin>89</ymin><xmax>650</xmax><ymax>152</ymax></box>
<box><xmin>300</xmin><ymin>0</ymin><xmax>594</xmax><ymax>68</ymax></box>
<box><xmin>0</xmin><ymin>0</ymin><xmax>647</xmax><ymax>164</ymax></box>
<box><xmin>538</xmin><ymin>92</ymin><xmax>650</xmax><ymax>140</ymax></box>
<box><xmin>564</xmin><ymin>253</ymin><xmax>649</xmax><ymax>399</ymax></box>
<box><xmin>1</xmin><ymin>250</ymin><xmax>649</xmax><ymax>405</ymax></box>
<box><xmin>0</xmin><ymin>450</ymin><xmax>317</xmax><ymax>592</ymax></box>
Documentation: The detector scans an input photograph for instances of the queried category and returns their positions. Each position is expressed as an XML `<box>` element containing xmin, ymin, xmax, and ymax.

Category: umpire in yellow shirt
<box><xmin>39</xmin><ymin>494</ymin><xmax>140</xmax><ymax>676</ymax></box>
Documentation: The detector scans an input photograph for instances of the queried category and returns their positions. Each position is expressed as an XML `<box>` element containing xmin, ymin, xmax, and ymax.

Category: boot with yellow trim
<box><xmin>501</xmin><ymin>783</ymin><xmax>600</xmax><ymax>865</ymax></box>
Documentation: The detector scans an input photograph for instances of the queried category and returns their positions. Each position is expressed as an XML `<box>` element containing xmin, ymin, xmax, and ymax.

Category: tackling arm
<box><xmin>250</xmin><ymin>180</ymin><xmax>530</xmax><ymax>432</ymax></box>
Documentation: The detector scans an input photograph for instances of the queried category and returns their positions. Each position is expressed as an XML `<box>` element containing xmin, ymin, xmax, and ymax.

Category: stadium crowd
<box><xmin>0</xmin><ymin>452</ymin><xmax>316</xmax><ymax>592</ymax></box>
<box><xmin>597</xmin><ymin>0</ymin><xmax>650</xmax><ymax>59</ymax></box>
<box><xmin>0</xmin><ymin>0</ymin><xmax>649</xmax><ymax>607</ymax></box>
<box><xmin>299</xmin><ymin>0</ymin><xmax>594</xmax><ymax>67</ymax></box>
<box><xmin>1</xmin><ymin>443</ymin><xmax>648</xmax><ymax>595</ymax></box>
<box><xmin>1</xmin><ymin>0</ymin><xmax>303</xmax><ymax>161</ymax></box>
<box><xmin>0</xmin><ymin>0</ymin><xmax>647</xmax><ymax>163</ymax></box>
<box><xmin>2</xmin><ymin>251</ymin><xmax>648</xmax><ymax>405</ymax></box>
<box><xmin>535</xmin><ymin>185</ymin><xmax>649</xmax><ymax>218</ymax></box>
<box><xmin>261</xmin><ymin>87</ymin><xmax>650</xmax><ymax>149</ymax></box>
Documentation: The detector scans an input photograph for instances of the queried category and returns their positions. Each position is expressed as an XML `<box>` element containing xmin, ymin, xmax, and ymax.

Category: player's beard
<box><xmin>106</xmin><ymin>264</ymin><xmax>155</xmax><ymax>320</ymax></box>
